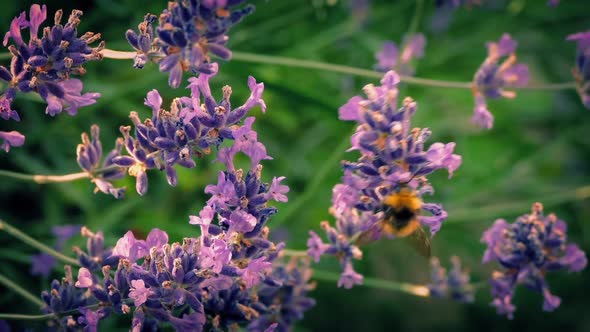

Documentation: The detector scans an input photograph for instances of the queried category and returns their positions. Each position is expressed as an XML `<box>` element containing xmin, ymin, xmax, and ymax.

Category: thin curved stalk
<box><xmin>0</xmin><ymin>313</ymin><xmax>54</xmax><ymax>320</ymax></box>
<box><xmin>0</xmin><ymin>165</ymin><xmax>120</xmax><ymax>184</ymax></box>
<box><xmin>0</xmin><ymin>272</ymin><xmax>45</xmax><ymax>308</ymax></box>
<box><xmin>0</xmin><ymin>219</ymin><xmax>80</xmax><ymax>266</ymax></box>
<box><xmin>312</xmin><ymin>269</ymin><xmax>430</xmax><ymax>297</ymax></box>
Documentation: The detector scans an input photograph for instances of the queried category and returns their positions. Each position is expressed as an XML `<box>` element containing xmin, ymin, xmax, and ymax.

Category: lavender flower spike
<box><xmin>472</xmin><ymin>34</ymin><xmax>529</xmax><ymax>129</ymax></box>
<box><xmin>76</xmin><ymin>125</ymin><xmax>126</xmax><ymax>198</ymax></box>
<box><xmin>111</xmin><ymin>66</ymin><xmax>267</xmax><ymax>195</ymax></box>
<box><xmin>126</xmin><ymin>0</ymin><xmax>254</xmax><ymax>88</ymax></box>
<box><xmin>308</xmin><ymin>70</ymin><xmax>461</xmax><ymax>287</ymax></box>
<box><xmin>567</xmin><ymin>31</ymin><xmax>590</xmax><ymax>108</ymax></box>
<box><xmin>427</xmin><ymin>256</ymin><xmax>474</xmax><ymax>303</ymax></box>
<box><xmin>482</xmin><ymin>203</ymin><xmax>587</xmax><ymax>319</ymax></box>
<box><xmin>0</xmin><ymin>4</ymin><xmax>103</xmax><ymax>149</ymax></box>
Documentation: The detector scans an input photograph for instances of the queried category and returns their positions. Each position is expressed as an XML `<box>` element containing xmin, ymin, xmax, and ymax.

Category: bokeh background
<box><xmin>1</xmin><ymin>0</ymin><xmax>589</xmax><ymax>331</ymax></box>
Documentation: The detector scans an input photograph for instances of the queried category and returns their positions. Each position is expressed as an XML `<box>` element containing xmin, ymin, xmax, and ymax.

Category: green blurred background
<box><xmin>1</xmin><ymin>0</ymin><xmax>589</xmax><ymax>331</ymax></box>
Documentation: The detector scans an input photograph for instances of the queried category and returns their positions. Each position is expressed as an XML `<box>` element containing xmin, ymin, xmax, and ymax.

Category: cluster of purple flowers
<box><xmin>567</xmin><ymin>30</ymin><xmax>590</xmax><ymax>108</ymax></box>
<box><xmin>1</xmin><ymin>4</ymin><xmax>103</xmax><ymax>152</ymax></box>
<box><xmin>126</xmin><ymin>0</ymin><xmax>254</xmax><ymax>88</ymax></box>
<box><xmin>481</xmin><ymin>203</ymin><xmax>587</xmax><ymax>319</ymax></box>
<box><xmin>375</xmin><ymin>34</ymin><xmax>426</xmax><ymax>76</ymax></box>
<box><xmin>41</xmin><ymin>113</ymin><xmax>314</xmax><ymax>331</ymax></box>
<box><xmin>427</xmin><ymin>256</ymin><xmax>475</xmax><ymax>303</ymax></box>
<box><xmin>307</xmin><ymin>71</ymin><xmax>461</xmax><ymax>288</ymax></box>
<box><xmin>75</xmin><ymin>63</ymin><xmax>266</xmax><ymax>197</ymax></box>
<box><xmin>472</xmin><ymin>34</ymin><xmax>529</xmax><ymax>129</ymax></box>
<box><xmin>2</xmin><ymin>1</ymin><xmax>590</xmax><ymax>329</ymax></box>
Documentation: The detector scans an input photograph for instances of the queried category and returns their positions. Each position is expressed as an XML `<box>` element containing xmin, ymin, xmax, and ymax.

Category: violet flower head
<box><xmin>125</xmin><ymin>14</ymin><xmax>157</xmax><ymax>69</ymax></box>
<box><xmin>76</xmin><ymin>125</ymin><xmax>127</xmax><ymax>198</ymax></box>
<box><xmin>248</xmin><ymin>258</ymin><xmax>316</xmax><ymax>332</ymax></box>
<box><xmin>54</xmin><ymin>111</ymin><xmax>300</xmax><ymax>330</ymax></box>
<box><xmin>0</xmin><ymin>130</ymin><xmax>25</xmax><ymax>152</ymax></box>
<box><xmin>128</xmin><ymin>279</ymin><xmax>154</xmax><ymax>307</ymax></box>
<box><xmin>338</xmin><ymin>261</ymin><xmax>364</xmax><ymax>289</ymax></box>
<box><xmin>0</xmin><ymin>5</ymin><xmax>102</xmax><ymax>150</ymax></box>
<box><xmin>75</xmin><ymin>267</ymin><xmax>93</xmax><ymax>288</ymax></box>
<box><xmin>427</xmin><ymin>256</ymin><xmax>474</xmax><ymax>303</ymax></box>
<box><xmin>481</xmin><ymin>203</ymin><xmax>587</xmax><ymax>319</ymax></box>
<box><xmin>472</xmin><ymin>33</ymin><xmax>529</xmax><ymax>129</ymax></box>
<box><xmin>338</xmin><ymin>71</ymin><xmax>460</xmax><ymax>233</ymax></box>
<box><xmin>375</xmin><ymin>34</ymin><xmax>426</xmax><ymax>76</ymax></box>
<box><xmin>308</xmin><ymin>70</ymin><xmax>461</xmax><ymax>287</ymax></box>
<box><xmin>567</xmin><ymin>31</ymin><xmax>590</xmax><ymax>108</ymax></box>
<box><xmin>472</xmin><ymin>94</ymin><xmax>493</xmax><ymax>129</ymax></box>
<box><xmin>111</xmin><ymin>66</ymin><xmax>267</xmax><ymax>195</ymax></box>
<box><xmin>126</xmin><ymin>0</ymin><xmax>254</xmax><ymax>88</ymax></box>
<box><xmin>40</xmin><ymin>265</ymin><xmax>94</xmax><ymax>330</ymax></box>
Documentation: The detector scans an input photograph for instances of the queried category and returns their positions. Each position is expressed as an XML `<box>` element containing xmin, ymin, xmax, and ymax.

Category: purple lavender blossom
<box><xmin>427</xmin><ymin>256</ymin><xmax>474</xmax><ymax>303</ymax></box>
<box><xmin>41</xmin><ymin>265</ymin><xmax>93</xmax><ymax>330</ymax></box>
<box><xmin>472</xmin><ymin>94</ymin><xmax>493</xmax><ymax>129</ymax></box>
<box><xmin>125</xmin><ymin>14</ymin><xmax>156</xmax><ymax>69</ymax></box>
<box><xmin>125</xmin><ymin>0</ymin><xmax>254</xmax><ymax>88</ymax></box>
<box><xmin>240</xmin><ymin>256</ymin><xmax>273</xmax><ymax>288</ymax></box>
<box><xmin>482</xmin><ymin>203</ymin><xmax>587</xmax><ymax>319</ymax></box>
<box><xmin>472</xmin><ymin>34</ymin><xmax>529</xmax><ymax>129</ymax></box>
<box><xmin>248</xmin><ymin>258</ymin><xmax>316</xmax><ymax>332</ymax></box>
<box><xmin>0</xmin><ymin>130</ymin><xmax>25</xmax><ymax>152</ymax></box>
<box><xmin>76</xmin><ymin>125</ymin><xmax>126</xmax><ymax>198</ymax></box>
<box><xmin>111</xmin><ymin>65</ymin><xmax>267</xmax><ymax>195</ymax></box>
<box><xmin>75</xmin><ymin>267</ymin><xmax>93</xmax><ymax>288</ymax></box>
<box><xmin>308</xmin><ymin>70</ymin><xmax>461</xmax><ymax>287</ymax></box>
<box><xmin>375</xmin><ymin>34</ymin><xmax>426</xmax><ymax>75</ymax></box>
<box><xmin>567</xmin><ymin>31</ymin><xmax>590</xmax><ymax>108</ymax></box>
<box><xmin>0</xmin><ymin>4</ymin><xmax>103</xmax><ymax>151</ymax></box>
<box><xmin>77</xmin><ymin>307</ymin><xmax>110</xmax><ymax>332</ymax></box>
<box><xmin>39</xmin><ymin>113</ymin><xmax>312</xmax><ymax>330</ymax></box>
<box><xmin>128</xmin><ymin>279</ymin><xmax>154</xmax><ymax>307</ymax></box>
<box><xmin>338</xmin><ymin>261</ymin><xmax>364</xmax><ymax>289</ymax></box>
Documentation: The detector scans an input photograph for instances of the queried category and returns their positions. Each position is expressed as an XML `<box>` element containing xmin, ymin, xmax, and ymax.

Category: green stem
<box><xmin>282</xmin><ymin>249</ymin><xmax>308</xmax><ymax>257</ymax></box>
<box><xmin>2</xmin><ymin>50</ymin><xmax>579</xmax><ymax>91</ymax></box>
<box><xmin>231</xmin><ymin>51</ymin><xmax>474</xmax><ymax>89</ymax></box>
<box><xmin>448</xmin><ymin>185</ymin><xmax>590</xmax><ymax>223</ymax></box>
<box><xmin>0</xmin><ymin>169</ymin><xmax>89</xmax><ymax>183</ymax></box>
<box><xmin>0</xmin><ymin>300</ymin><xmax>121</xmax><ymax>321</ymax></box>
<box><xmin>515</xmin><ymin>82</ymin><xmax>577</xmax><ymax>90</ymax></box>
<box><xmin>0</xmin><ymin>313</ymin><xmax>54</xmax><ymax>320</ymax></box>
<box><xmin>0</xmin><ymin>165</ymin><xmax>120</xmax><ymax>184</ymax></box>
<box><xmin>0</xmin><ymin>272</ymin><xmax>45</xmax><ymax>308</ymax></box>
<box><xmin>0</xmin><ymin>219</ymin><xmax>79</xmax><ymax>266</ymax></box>
<box><xmin>312</xmin><ymin>270</ymin><xmax>430</xmax><ymax>297</ymax></box>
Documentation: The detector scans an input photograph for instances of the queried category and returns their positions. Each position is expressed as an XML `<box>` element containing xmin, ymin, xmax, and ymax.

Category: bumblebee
<box><xmin>359</xmin><ymin>187</ymin><xmax>431</xmax><ymax>257</ymax></box>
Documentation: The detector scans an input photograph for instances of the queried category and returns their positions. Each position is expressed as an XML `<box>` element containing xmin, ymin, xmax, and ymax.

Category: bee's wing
<box><xmin>356</xmin><ymin>220</ymin><xmax>393</xmax><ymax>245</ymax></box>
<box><xmin>406</xmin><ymin>226</ymin><xmax>431</xmax><ymax>258</ymax></box>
